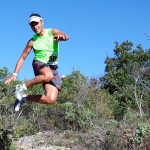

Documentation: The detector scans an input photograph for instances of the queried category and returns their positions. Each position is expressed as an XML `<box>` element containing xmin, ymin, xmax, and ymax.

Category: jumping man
<box><xmin>4</xmin><ymin>13</ymin><xmax>69</xmax><ymax>111</ymax></box>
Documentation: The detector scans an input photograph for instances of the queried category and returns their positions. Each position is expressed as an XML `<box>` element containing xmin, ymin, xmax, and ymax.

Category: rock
<box><xmin>13</xmin><ymin>131</ymin><xmax>71</xmax><ymax>150</ymax></box>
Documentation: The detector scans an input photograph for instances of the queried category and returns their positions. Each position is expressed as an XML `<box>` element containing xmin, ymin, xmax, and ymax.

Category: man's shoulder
<box><xmin>47</xmin><ymin>28</ymin><xmax>53</xmax><ymax>35</ymax></box>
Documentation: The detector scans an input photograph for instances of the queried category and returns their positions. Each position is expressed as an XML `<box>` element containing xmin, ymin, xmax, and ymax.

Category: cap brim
<box><xmin>29</xmin><ymin>16</ymin><xmax>42</xmax><ymax>23</ymax></box>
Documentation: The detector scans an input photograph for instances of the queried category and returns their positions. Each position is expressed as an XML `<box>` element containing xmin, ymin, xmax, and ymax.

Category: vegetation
<box><xmin>0</xmin><ymin>41</ymin><xmax>150</xmax><ymax>149</ymax></box>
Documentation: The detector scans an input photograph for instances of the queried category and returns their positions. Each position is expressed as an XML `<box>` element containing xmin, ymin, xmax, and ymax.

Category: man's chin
<box><xmin>36</xmin><ymin>31</ymin><xmax>40</xmax><ymax>34</ymax></box>
<box><xmin>35</xmin><ymin>30</ymin><xmax>40</xmax><ymax>34</ymax></box>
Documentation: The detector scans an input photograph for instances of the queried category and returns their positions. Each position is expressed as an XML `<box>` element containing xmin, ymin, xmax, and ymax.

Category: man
<box><xmin>4</xmin><ymin>13</ymin><xmax>69</xmax><ymax>111</ymax></box>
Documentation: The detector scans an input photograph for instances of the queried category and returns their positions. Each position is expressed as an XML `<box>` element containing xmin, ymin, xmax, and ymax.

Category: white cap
<box><xmin>29</xmin><ymin>16</ymin><xmax>42</xmax><ymax>23</ymax></box>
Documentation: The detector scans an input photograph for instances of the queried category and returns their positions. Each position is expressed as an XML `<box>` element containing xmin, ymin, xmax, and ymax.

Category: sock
<box><xmin>22</xmin><ymin>83</ymin><xmax>27</xmax><ymax>90</ymax></box>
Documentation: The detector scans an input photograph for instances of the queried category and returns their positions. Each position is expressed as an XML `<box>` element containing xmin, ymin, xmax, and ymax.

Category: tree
<box><xmin>0</xmin><ymin>67</ymin><xmax>10</xmax><ymax>82</ymax></box>
<box><xmin>59</xmin><ymin>70</ymin><xmax>88</xmax><ymax>102</ymax></box>
<box><xmin>100</xmin><ymin>41</ymin><xmax>150</xmax><ymax>119</ymax></box>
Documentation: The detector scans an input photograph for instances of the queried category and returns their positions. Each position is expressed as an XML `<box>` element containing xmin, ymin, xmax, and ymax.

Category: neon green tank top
<box><xmin>32</xmin><ymin>28</ymin><xmax>59</xmax><ymax>65</ymax></box>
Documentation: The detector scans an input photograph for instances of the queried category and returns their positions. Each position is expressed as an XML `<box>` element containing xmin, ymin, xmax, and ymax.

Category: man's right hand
<box><xmin>4</xmin><ymin>75</ymin><xmax>17</xmax><ymax>84</ymax></box>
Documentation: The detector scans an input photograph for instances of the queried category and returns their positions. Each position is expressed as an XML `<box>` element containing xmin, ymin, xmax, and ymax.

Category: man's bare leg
<box><xmin>26</xmin><ymin>84</ymin><xmax>58</xmax><ymax>104</ymax></box>
<box><xmin>14</xmin><ymin>67</ymin><xmax>58</xmax><ymax>111</ymax></box>
<box><xmin>25</xmin><ymin>66</ymin><xmax>54</xmax><ymax>88</ymax></box>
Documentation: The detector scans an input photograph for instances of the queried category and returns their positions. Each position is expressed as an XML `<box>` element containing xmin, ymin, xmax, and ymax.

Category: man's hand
<box><xmin>54</xmin><ymin>34</ymin><xmax>66</xmax><ymax>42</ymax></box>
<box><xmin>4</xmin><ymin>75</ymin><xmax>17</xmax><ymax>84</ymax></box>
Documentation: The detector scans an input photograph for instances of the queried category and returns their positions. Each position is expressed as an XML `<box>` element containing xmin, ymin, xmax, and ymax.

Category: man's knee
<box><xmin>44</xmin><ymin>73</ymin><xmax>54</xmax><ymax>82</ymax></box>
<box><xmin>46</xmin><ymin>95</ymin><xmax>57</xmax><ymax>104</ymax></box>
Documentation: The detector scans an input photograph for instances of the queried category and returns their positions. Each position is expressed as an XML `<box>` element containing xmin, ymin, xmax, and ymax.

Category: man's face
<box><xmin>30</xmin><ymin>21</ymin><xmax>43</xmax><ymax>34</ymax></box>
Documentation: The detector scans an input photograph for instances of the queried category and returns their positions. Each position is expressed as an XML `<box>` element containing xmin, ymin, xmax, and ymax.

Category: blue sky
<box><xmin>0</xmin><ymin>0</ymin><xmax>150</xmax><ymax>80</ymax></box>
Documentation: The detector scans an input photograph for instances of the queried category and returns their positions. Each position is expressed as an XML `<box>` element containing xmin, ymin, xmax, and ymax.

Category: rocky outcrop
<box><xmin>14</xmin><ymin>131</ymin><xmax>71</xmax><ymax>150</ymax></box>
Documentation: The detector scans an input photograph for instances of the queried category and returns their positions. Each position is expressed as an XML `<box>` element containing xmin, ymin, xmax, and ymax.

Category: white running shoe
<box><xmin>15</xmin><ymin>84</ymin><xmax>27</xmax><ymax>100</ymax></box>
<box><xmin>14</xmin><ymin>95</ymin><xmax>27</xmax><ymax>112</ymax></box>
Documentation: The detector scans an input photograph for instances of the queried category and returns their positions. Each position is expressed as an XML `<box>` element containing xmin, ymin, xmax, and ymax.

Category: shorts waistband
<box><xmin>33</xmin><ymin>60</ymin><xmax>58</xmax><ymax>70</ymax></box>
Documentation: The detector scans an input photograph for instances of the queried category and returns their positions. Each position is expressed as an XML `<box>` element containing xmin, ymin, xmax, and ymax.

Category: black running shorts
<box><xmin>32</xmin><ymin>60</ymin><xmax>61</xmax><ymax>90</ymax></box>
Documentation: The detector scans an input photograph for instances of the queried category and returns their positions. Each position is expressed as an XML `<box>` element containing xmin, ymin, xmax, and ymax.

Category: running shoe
<box><xmin>14</xmin><ymin>96</ymin><xmax>27</xmax><ymax>112</ymax></box>
<box><xmin>15</xmin><ymin>84</ymin><xmax>27</xmax><ymax>100</ymax></box>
